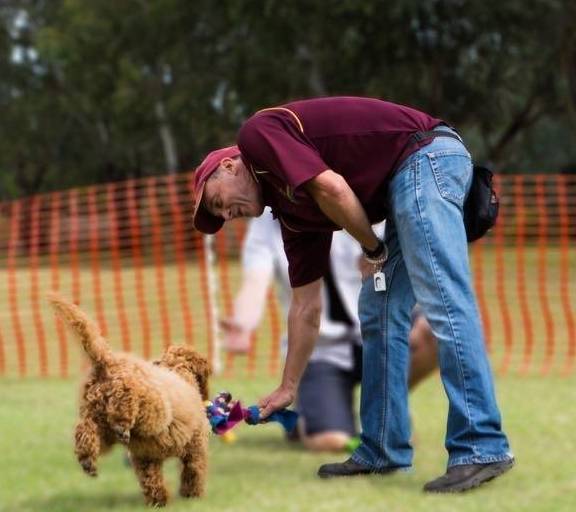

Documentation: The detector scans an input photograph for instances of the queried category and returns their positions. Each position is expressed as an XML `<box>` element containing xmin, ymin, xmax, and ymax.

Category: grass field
<box><xmin>1</xmin><ymin>244</ymin><xmax>575</xmax><ymax>510</ymax></box>
<box><xmin>1</xmin><ymin>374</ymin><xmax>575</xmax><ymax>512</ymax></box>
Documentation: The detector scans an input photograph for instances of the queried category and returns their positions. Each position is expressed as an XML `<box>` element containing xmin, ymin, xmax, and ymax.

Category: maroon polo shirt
<box><xmin>237</xmin><ymin>96</ymin><xmax>443</xmax><ymax>287</ymax></box>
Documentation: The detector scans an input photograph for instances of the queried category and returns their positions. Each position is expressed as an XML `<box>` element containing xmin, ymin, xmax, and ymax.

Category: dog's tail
<box><xmin>47</xmin><ymin>292</ymin><xmax>113</xmax><ymax>366</ymax></box>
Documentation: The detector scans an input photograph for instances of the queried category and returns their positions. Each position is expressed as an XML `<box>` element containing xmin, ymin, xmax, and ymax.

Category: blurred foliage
<box><xmin>0</xmin><ymin>0</ymin><xmax>575</xmax><ymax>199</ymax></box>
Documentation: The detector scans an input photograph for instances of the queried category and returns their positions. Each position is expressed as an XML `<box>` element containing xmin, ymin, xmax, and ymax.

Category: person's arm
<box><xmin>258</xmin><ymin>277</ymin><xmax>323</xmax><ymax>418</ymax></box>
<box><xmin>220</xmin><ymin>216</ymin><xmax>276</xmax><ymax>353</ymax></box>
<box><xmin>305</xmin><ymin>169</ymin><xmax>381</xmax><ymax>252</ymax></box>
<box><xmin>239</xmin><ymin>113</ymin><xmax>384</xmax><ymax>255</ymax></box>
<box><xmin>221</xmin><ymin>269</ymin><xmax>272</xmax><ymax>352</ymax></box>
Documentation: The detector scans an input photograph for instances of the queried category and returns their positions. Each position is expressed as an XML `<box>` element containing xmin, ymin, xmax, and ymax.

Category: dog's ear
<box><xmin>188</xmin><ymin>352</ymin><xmax>212</xmax><ymax>401</ymax></box>
<box><xmin>161</xmin><ymin>346</ymin><xmax>212</xmax><ymax>400</ymax></box>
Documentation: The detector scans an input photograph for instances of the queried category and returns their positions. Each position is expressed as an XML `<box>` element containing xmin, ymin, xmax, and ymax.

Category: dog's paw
<box><xmin>79</xmin><ymin>457</ymin><xmax>98</xmax><ymax>477</ymax></box>
<box><xmin>111</xmin><ymin>425</ymin><xmax>131</xmax><ymax>444</ymax></box>
<box><xmin>179</xmin><ymin>487</ymin><xmax>203</xmax><ymax>499</ymax></box>
<box><xmin>180</xmin><ymin>484</ymin><xmax>204</xmax><ymax>498</ymax></box>
<box><xmin>146</xmin><ymin>488</ymin><xmax>168</xmax><ymax>508</ymax></box>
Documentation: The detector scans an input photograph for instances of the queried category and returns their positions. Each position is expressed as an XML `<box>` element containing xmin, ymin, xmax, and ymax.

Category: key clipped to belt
<box><xmin>371</xmin><ymin>243</ymin><xmax>388</xmax><ymax>292</ymax></box>
<box><xmin>373</xmin><ymin>270</ymin><xmax>386</xmax><ymax>292</ymax></box>
<box><xmin>363</xmin><ymin>240</ymin><xmax>388</xmax><ymax>292</ymax></box>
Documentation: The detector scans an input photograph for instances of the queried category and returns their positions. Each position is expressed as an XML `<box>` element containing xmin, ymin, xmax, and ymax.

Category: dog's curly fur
<box><xmin>48</xmin><ymin>292</ymin><xmax>211</xmax><ymax>507</ymax></box>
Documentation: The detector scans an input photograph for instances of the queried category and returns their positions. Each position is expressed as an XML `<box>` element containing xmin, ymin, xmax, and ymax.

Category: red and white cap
<box><xmin>192</xmin><ymin>145</ymin><xmax>241</xmax><ymax>234</ymax></box>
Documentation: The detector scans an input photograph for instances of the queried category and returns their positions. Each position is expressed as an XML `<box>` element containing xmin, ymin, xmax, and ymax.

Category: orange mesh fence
<box><xmin>0</xmin><ymin>174</ymin><xmax>208</xmax><ymax>378</ymax></box>
<box><xmin>470</xmin><ymin>174</ymin><xmax>576</xmax><ymax>377</ymax></box>
<box><xmin>0</xmin><ymin>173</ymin><xmax>574</xmax><ymax>378</ymax></box>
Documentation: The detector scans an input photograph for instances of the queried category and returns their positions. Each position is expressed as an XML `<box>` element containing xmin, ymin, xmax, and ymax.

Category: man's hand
<box><xmin>358</xmin><ymin>253</ymin><xmax>387</xmax><ymax>279</ymax></box>
<box><xmin>219</xmin><ymin>318</ymin><xmax>252</xmax><ymax>354</ymax></box>
<box><xmin>258</xmin><ymin>385</ymin><xmax>295</xmax><ymax>419</ymax></box>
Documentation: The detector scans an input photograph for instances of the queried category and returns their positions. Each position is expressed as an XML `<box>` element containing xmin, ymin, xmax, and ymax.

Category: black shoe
<box><xmin>423</xmin><ymin>458</ymin><xmax>515</xmax><ymax>493</ymax></box>
<box><xmin>318</xmin><ymin>458</ymin><xmax>398</xmax><ymax>479</ymax></box>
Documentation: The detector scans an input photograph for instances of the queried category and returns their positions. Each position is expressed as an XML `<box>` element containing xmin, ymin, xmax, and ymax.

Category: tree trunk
<box><xmin>154</xmin><ymin>99</ymin><xmax>179</xmax><ymax>173</ymax></box>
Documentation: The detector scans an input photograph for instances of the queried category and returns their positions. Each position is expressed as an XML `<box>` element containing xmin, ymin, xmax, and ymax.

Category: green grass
<box><xmin>1</xmin><ymin>246</ymin><xmax>575</xmax><ymax>510</ymax></box>
<box><xmin>1</xmin><ymin>374</ymin><xmax>575</xmax><ymax>512</ymax></box>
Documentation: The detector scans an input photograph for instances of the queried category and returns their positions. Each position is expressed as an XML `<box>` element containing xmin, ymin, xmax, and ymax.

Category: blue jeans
<box><xmin>352</xmin><ymin>128</ymin><xmax>512</xmax><ymax>469</ymax></box>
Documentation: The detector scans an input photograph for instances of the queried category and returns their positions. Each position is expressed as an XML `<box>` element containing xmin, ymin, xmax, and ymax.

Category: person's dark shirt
<box><xmin>237</xmin><ymin>96</ymin><xmax>443</xmax><ymax>287</ymax></box>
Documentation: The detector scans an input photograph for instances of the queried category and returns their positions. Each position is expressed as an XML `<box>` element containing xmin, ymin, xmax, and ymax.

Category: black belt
<box><xmin>387</xmin><ymin>128</ymin><xmax>463</xmax><ymax>183</ymax></box>
<box><xmin>408</xmin><ymin>128</ymin><xmax>462</xmax><ymax>146</ymax></box>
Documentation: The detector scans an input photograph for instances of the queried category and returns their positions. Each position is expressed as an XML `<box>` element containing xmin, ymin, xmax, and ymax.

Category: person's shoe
<box><xmin>318</xmin><ymin>458</ymin><xmax>398</xmax><ymax>479</ymax></box>
<box><xmin>423</xmin><ymin>458</ymin><xmax>515</xmax><ymax>493</ymax></box>
<box><xmin>284</xmin><ymin>426</ymin><xmax>300</xmax><ymax>443</ymax></box>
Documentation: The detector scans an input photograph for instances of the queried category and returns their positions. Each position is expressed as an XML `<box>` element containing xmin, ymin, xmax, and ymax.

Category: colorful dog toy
<box><xmin>205</xmin><ymin>391</ymin><xmax>298</xmax><ymax>435</ymax></box>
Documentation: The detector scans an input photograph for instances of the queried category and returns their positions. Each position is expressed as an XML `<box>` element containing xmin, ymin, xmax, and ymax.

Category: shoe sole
<box><xmin>424</xmin><ymin>459</ymin><xmax>515</xmax><ymax>493</ymax></box>
<box><xmin>318</xmin><ymin>470</ymin><xmax>373</xmax><ymax>479</ymax></box>
<box><xmin>318</xmin><ymin>468</ymin><xmax>398</xmax><ymax>479</ymax></box>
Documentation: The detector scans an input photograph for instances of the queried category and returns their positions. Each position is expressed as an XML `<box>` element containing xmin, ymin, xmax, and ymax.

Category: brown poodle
<box><xmin>48</xmin><ymin>292</ymin><xmax>211</xmax><ymax>507</ymax></box>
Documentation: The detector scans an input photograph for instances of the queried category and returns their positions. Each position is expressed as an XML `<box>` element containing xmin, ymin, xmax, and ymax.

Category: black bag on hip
<box><xmin>463</xmin><ymin>165</ymin><xmax>499</xmax><ymax>242</ymax></box>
